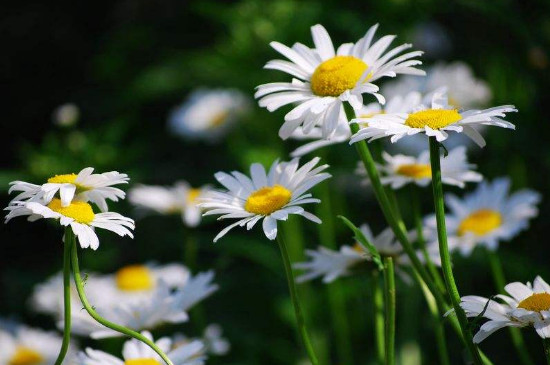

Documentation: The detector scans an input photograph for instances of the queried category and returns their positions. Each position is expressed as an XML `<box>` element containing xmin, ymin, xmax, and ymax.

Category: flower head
<box><xmin>350</xmin><ymin>89</ymin><xmax>516</xmax><ymax>148</ymax></box>
<box><xmin>256</xmin><ymin>24</ymin><xmax>424</xmax><ymax>140</ymax></box>
<box><xmin>356</xmin><ymin>146</ymin><xmax>482</xmax><ymax>189</ymax></box>
<box><xmin>200</xmin><ymin>157</ymin><xmax>330</xmax><ymax>241</ymax></box>
<box><xmin>129</xmin><ymin>182</ymin><xmax>210</xmax><ymax>227</ymax></box>
<box><xmin>460</xmin><ymin>276</ymin><xmax>550</xmax><ymax>343</ymax></box>
<box><xmin>168</xmin><ymin>88</ymin><xmax>250</xmax><ymax>142</ymax></box>
<box><xmin>424</xmin><ymin>177</ymin><xmax>540</xmax><ymax>256</ymax></box>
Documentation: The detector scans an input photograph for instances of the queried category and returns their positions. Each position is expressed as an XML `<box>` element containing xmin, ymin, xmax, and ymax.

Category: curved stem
<box><xmin>383</xmin><ymin>258</ymin><xmax>396</xmax><ymax>365</ymax></box>
<box><xmin>68</xmin><ymin>233</ymin><xmax>174</xmax><ymax>365</ymax></box>
<box><xmin>428</xmin><ymin>137</ymin><xmax>483</xmax><ymax>365</ymax></box>
<box><xmin>487</xmin><ymin>249</ymin><xmax>535</xmax><ymax>365</ymax></box>
<box><xmin>371</xmin><ymin>271</ymin><xmax>385</xmax><ymax>365</ymax></box>
<box><xmin>53</xmin><ymin>229</ymin><xmax>72</xmax><ymax>365</ymax></box>
<box><xmin>276</xmin><ymin>229</ymin><xmax>320</xmax><ymax>365</ymax></box>
<box><xmin>543</xmin><ymin>338</ymin><xmax>550</xmax><ymax>365</ymax></box>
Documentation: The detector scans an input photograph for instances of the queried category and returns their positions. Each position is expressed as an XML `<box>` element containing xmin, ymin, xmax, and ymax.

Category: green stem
<box><xmin>543</xmin><ymin>338</ymin><xmax>550</xmax><ymax>365</ymax></box>
<box><xmin>371</xmin><ymin>271</ymin><xmax>385</xmax><ymax>365</ymax></box>
<box><xmin>383</xmin><ymin>258</ymin><xmax>396</xmax><ymax>365</ymax></box>
<box><xmin>184</xmin><ymin>228</ymin><xmax>198</xmax><ymax>272</ymax></box>
<box><xmin>428</xmin><ymin>136</ymin><xmax>483</xmax><ymax>365</ymax></box>
<box><xmin>410</xmin><ymin>186</ymin><xmax>446</xmax><ymax>293</ymax></box>
<box><xmin>53</xmin><ymin>230</ymin><xmax>72</xmax><ymax>365</ymax></box>
<box><xmin>276</xmin><ymin>229</ymin><xmax>320</xmax><ymax>365</ymax></box>
<box><xmin>487</xmin><ymin>249</ymin><xmax>535</xmax><ymax>365</ymax></box>
<box><xmin>68</xmin><ymin>231</ymin><xmax>174</xmax><ymax>365</ymax></box>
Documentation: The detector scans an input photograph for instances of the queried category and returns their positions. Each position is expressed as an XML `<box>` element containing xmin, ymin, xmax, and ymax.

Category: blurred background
<box><xmin>2</xmin><ymin>0</ymin><xmax>550</xmax><ymax>364</ymax></box>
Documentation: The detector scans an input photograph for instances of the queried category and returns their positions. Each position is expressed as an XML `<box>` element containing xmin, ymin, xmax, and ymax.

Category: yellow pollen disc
<box><xmin>209</xmin><ymin>111</ymin><xmax>229</xmax><ymax>128</ymax></box>
<box><xmin>244</xmin><ymin>184</ymin><xmax>292</xmax><ymax>215</ymax></box>
<box><xmin>47</xmin><ymin>198</ymin><xmax>95</xmax><ymax>224</ymax></box>
<box><xmin>187</xmin><ymin>188</ymin><xmax>202</xmax><ymax>204</ymax></box>
<box><xmin>125</xmin><ymin>359</ymin><xmax>162</xmax><ymax>365</ymax></box>
<box><xmin>352</xmin><ymin>242</ymin><xmax>365</xmax><ymax>254</ymax></box>
<box><xmin>405</xmin><ymin>109</ymin><xmax>462</xmax><ymax>130</ymax></box>
<box><xmin>396</xmin><ymin>164</ymin><xmax>432</xmax><ymax>179</ymax></box>
<box><xmin>310</xmin><ymin>56</ymin><xmax>368</xmax><ymax>97</ymax></box>
<box><xmin>47</xmin><ymin>173</ymin><xmax>77</xmax><ymax>184</ymax></box>
<box><xmin>9</xmin><ymin>347</ymin><xmax>44</xmax><ymax>365</ymax></box>
<box><xmin>457</xmin><ymin>209</ymin><xmax>502</xmax><ymax>236</ymax></box>
<box><xmin>517</xmin><ymin>293</ymin><xmax>550</xmax><ymax>312</ymax></box>
<box><xmin>116</xmin><ymin>265</ymin><xmax>154</xmax><ymax>291</ymax></box>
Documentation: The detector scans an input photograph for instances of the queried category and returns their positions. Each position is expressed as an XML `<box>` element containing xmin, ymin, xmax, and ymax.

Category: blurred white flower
<box><xmin>129</xmin><ymin>181</ymin><xmax>210</xmax><ymax>227</ymax></box>
<box><xmin>171</xmin><ymin>324</ymin><xmax>230</xmax><ymax>356</ymax></box>
<box><xmin>168</xmin><ymin>88</ymin><xmax>250</xmax><ymax>142</ymax></box>
<box><xmin>53</xmin><ymin>103</ymin><xmax>80</xmax><ymax>127</ymax></box>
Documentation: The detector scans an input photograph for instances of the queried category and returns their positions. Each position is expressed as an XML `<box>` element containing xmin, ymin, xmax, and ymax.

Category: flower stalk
<box><xmin>383</xmin><ymin>257</ymin><xmax>396</xmax><ymax>365</ymax></box>
<box><xmin>371</xmin><ymin>271</ymin><xmax>386</xmax><ymax>365</ymax></box>
<box><xmin>53</xmin><ymin>229</ymin><xmax>73</xmax><ymax>365</ymax></box>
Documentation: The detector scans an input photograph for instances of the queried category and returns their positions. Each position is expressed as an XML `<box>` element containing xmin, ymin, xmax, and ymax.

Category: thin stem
<box><xmin>276</xmin><ymin>229</ymin><xmax>320</xmax><ymax>365</ymax></box>
<box><xmin>371</xmin><ymin>271</ymin><xmax>385</xmax><ymax>365</ymax></box>
<box><xmin>428</xmin><ymin>136</ymin><xmax>483</xmax><ymax>365</ymax></box>
<box><xmin>383</xmin><ymin>258</ymin><xmax>396</xmax><ymax>365</ymax></box>
<box><xmin>68</xmin><ymin>232</ymin><xmax>174</xmax><ymax>365</ymax></box>
<box><xmin>487</xmin><ymin>249</ymin><xmax>535</xmax><ymax>365</ymax></box>
<box><xmin>410</xmin><ymin>186</ymin><xmax>446</xmax><ymax>293</ymax></box>
<box><xmin>543</xmin><ymin>338</ymin><xmax>550</xmax><ymax>365</ymax></box>
<box><xmin>53</xmin><ymin>229</ymin><xmax>72</xmax><ymax>365</ymax></box>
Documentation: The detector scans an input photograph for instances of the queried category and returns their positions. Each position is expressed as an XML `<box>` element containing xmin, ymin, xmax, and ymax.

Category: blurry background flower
<box><xmin>52</xmin><ymin>103</ymin><xmax>80</xmax><ymax>128</ymax></box>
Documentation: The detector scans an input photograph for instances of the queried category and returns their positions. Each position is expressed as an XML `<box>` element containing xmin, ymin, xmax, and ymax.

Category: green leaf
<box><xmin>337</xmin><ymin>215</ymin><xmax>384</xmax><ymax>271</ymax></box>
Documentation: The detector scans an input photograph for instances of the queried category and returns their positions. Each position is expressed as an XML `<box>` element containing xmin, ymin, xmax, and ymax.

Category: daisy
<box><xmin>168</xmin><ymin>88</ymin><xmax>250</xmax><ymax>142</ymax></box>
<box><xmin>255</xmin><ymin>23</ymin><xmax>425</xmax><ymax>140</ymax></box>
<box><xmin>0</xmin><ymin>325</ymin><xmax>78</xmax><ymax>365</ymax></box>
<box><xmin>294</xmin><ymin>224</ymin><xmax>439</xmax><ymax>283</ymax></box>
<box><xmin>289</xmin><ymin>91</ymin><xmax>423</xmax><ymax>157</ymax></box>
<box><xmin>9</xmin><ymin>167</ymin><xmax>129</xmax><ymax>212</ymax></box>
<box><xmin>382</xmin><ymin>61</ymin><xmax>492</xmax><ymax>109</ymax></box>
<box><xmin>424</xmin><ymin>177</ymin><xmax>540</xmax><ymax>256</ymax></box>
<box><xmin>171</xmin><ymin>324</ymin><xmax>230</xmax><ymax>356</ymax></box>
<box><xmin>129</xmin><ymin>182</ymin><xmax>210</xmax><ymax>227</ymax></box>
<box><xmin>356</xmin><ymin>146</ymin><xmax>482</xmax><ymax>189</ymax></box>
<box><xmin>460</xmin><ymin>276</ymin><xmax>550</xmax><ymax>343</ymax></box>
<box><xmin>77</xmin><ymin>331</ymin><xmax>205</xmax><ymax>365</ymax></box>
<box><xmin>5</xmin><ymin>199</ymin><xmax>134</xmax><ymax>250</ymax></box>
<box><xmin>199</xmin><ymin>157</ymin><xmax>331</xmax><ymax>241</ymax></box>
<box><xmin>350</xmin><ymin>89</ymin><xmax>516</xmax><ymax>147</ymax></box>
<box><xmin>52</xmin><ymin>103</ymin><xmax>80</xmax><ymax>127</ymax></box>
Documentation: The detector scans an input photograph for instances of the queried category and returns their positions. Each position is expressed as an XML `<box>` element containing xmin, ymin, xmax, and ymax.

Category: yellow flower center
<box><xmin>187</xmin><ymin>188</ymin><xmax>202</xmax><ymax>204</ymax></box>
<box><xmin>116</xmin><ymin>265</ymin><xmax>154</xmax><ymax>291</ymax></box>
<box><xmin>47</xmin><ymin>173</ymin><xmax>88</xmax><ymax>191</ymax></box>
<box><xmin>352</xmin><ymin>242</ymin><xmax>366</xmax><ymax>255</ymax></box>
<box><xmin>457</xmin><ymin>209</ymin><xmax>502</xmax><ymax>236</ymax></box>
<box><xmin>310</xmin><ymin>56</ymin><xmax>368</xmax><ymax>97</ymax></box>
<box><xmin>396</xmin><ymin>164</ymin><xmax>432</xmax><ymax>179</ymax></box>
<box><xmin>209</xmin><ymin>111</ymin><xmax>229</xmax><ymax>128</ymax></box>
<box><xmin>9</xmin><ymin>347</ymin><xmax>44</xmax><ymax>365</ymax></box>
<box><xmin>405</xmin><ymin>109</ymin><xmax>462</xmax><ymax>130</ymax></box>
<box><xmin>244</xmin><ymin>184</ymin><xmax>292</xmax><ymax>215</ymax></box>
<box><xmin>47</xmin><ymin>198</ymin><xmax>95</xmax><ymax>224</ymax></box>
<box><xmin>517</xmin><ymin>293</ymin><xmax>550</xmax><ymax>313</ymax></box>
<box><xmin>125</xmin><ymin>359</ymin><xmax>161</xmax><ymax>365</ymax></box>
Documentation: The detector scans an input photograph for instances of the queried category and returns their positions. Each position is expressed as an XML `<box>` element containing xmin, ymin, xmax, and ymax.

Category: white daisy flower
<box><xmin>171</xmin><ymin>324</ymin><xmax>230</xmax><ymax>356</ymax></box>
<box><xmin>53</xmin><ymin>103</ymin><xmax>80</xmax><ymax>127</ymax></box>
<box><xmin>460</xmin><ymin>276</ymin><xmax>550</xmax><ymax>343</ymax></box>
<box><xmin>382</xmin><ymin>61</ymin><xmax>492</xmax><ymax>109</ymax></box>
<box><xmin>77</xmin><ymin>331</ymin><xmax>205</xmax><ymax>365</ymax></box>
<box><xmin>294</xmin><ymin>224</ymin><xmax>439</xmax><ymax>283</ymax></box>
<box><xmin>0</xmin><ymin>325</ymin><xmax>78</xmax><ymax>365</ymax></box>
<box><xmin>200</xmin><ymin>157</ymin><xmax>331</xmax><ymax>242</ymax></box>
<box><xmin>255</xmin><ymin>23</ymin><xmax>425</xmax><ymax>140</ymax></box>
<box><xmin>289</xmin><ymin>91</ymin><xmax>423</xmax><ymax>157</ymax></box>
<box><xmin>350</xmin><ymin>89</ymin><xmax>516</xmax><ymax>148</ymax></box>
<box><xmin>8</xmin><ymin>167</ymin><xmax>129</xmax><ymax>212</ymax></box>
<box><xmin>424</xmin><ymin>177</ymin><xmax>540</xmax><ymax>256</ymax></box>
<box><xmin>129</xmin><ymin>182</ymin><xmax>210</xmax><ymax>227</ymax></box>
<box><xmin>356</xmin><ymin>146</ymin><xmax>482</xmax><ymax>189</ymax></box>
<box><xmin>4</xmin><ymin>199</ymin><xmax>134</xmax><ymax>250</ymax></box>
<box><xmin>168</xmin><ymin>88</ymin><xmax>250</xmax><ymax>142</ymax></box>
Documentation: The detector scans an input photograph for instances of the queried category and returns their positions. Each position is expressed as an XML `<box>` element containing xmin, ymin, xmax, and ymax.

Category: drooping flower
<box><xmin>356</xmin><ymin>146</ymin><xmax>482</xmax><ymax>189</ymax></box>
<box><xmin>199</xmin><ymin>157</ymin><xmax>330</xmax><ymax>241</ymax></box>
<box><xmin>256</xmin><ymin>24</ymin><xmax>425</xmax><ymax>140</ymax></box>
<box><xmin>460</xmin><ymin>276</ymin><xmax>550</xmax><ymax>343</ymax></box>
<box><xmin>168</xmin><ymin>88</ymin><xmax>250</xmax><ymax>142</ymax></box>
<box><xmin>77</xmin><ymin>331</ymin><xmax>205</xmax><ymax>365</ymax></box>
<box><xmin>9</xmin><ymin>167</ymin><xmax>129</xmax><ymax>212</ymax></box>
<box><xmin>350</xmin><ymin>89</ymin><xmax>516</xmax><ymax>147</ymax></box>
<box><xmin>129</xmin><ymin>181</ymin><xmax>209</xmax><ymax>227</ymax></box>
<box><xmin>424</xmin><ymin>177</ymin><xmax>540</xmax><ymax>256</ymax></box>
